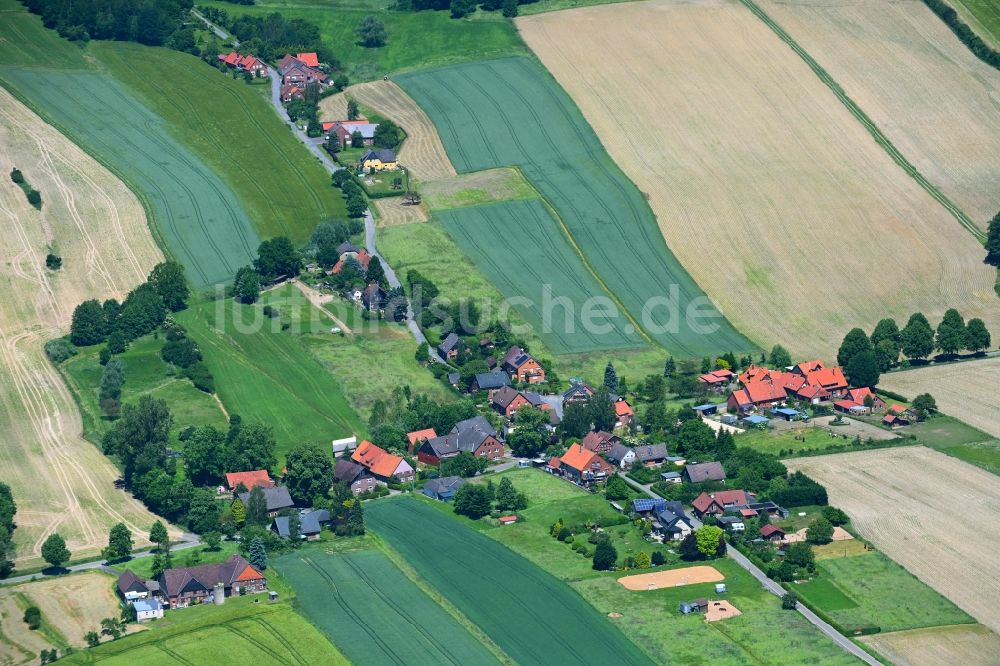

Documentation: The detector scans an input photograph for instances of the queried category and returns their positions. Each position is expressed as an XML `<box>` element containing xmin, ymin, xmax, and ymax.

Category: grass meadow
<box><xmin>953</xmin><ymin>0</ymin><xmax>1000</xmax><ymax>46</ymax></box>
<box><xmin>367</xmin><ymin>497</ymin><xmax>654</xmax><ymax>665</ymax></box>
<box><xmin>397</xmin><ymin>57</ymin><xmax>754</xmax><ymax>357</ymax></box>
<box><xmin>275</xmin><ymin>548</ymin><xmax>500</xmax><ymax>665</ymax></box>
<box><xmin>201</xmin><ymin>0</ymin><xmax>527</xmax><ymax>82</ymax></box>
<box><xmin>794</xmin><ymin>551</ymin><xmax>973</xmax><ymax>633</ymax></box>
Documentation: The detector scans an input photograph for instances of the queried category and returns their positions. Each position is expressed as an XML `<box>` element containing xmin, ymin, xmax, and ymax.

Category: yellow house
<box><xmin>359</xmin><ymin>149</ymin><xmax>399</xmax><ymax>173</ymax></box>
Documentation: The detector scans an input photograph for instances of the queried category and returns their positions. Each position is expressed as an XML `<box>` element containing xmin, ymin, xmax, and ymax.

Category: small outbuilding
<box><xmin>693</xmin><ymin>404</ymin><xmax>719</xmax><ymax>417</ymax></box>
<box><xmin>742</xmin><ymin>415</ymin><xmax>769</xmax><ymax>429</ymax></box>
<box><xmin>771</xmin><ymin>408</ymin><xmax>800</xmax><ymax>421</ymax></box>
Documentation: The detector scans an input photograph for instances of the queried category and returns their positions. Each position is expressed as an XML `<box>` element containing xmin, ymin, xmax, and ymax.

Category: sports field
<box><xmin>96</xmin><ymin>43</ymin><xmax>345</xmax><ymax>243</ymax></box>
<box><xmin>880</xmin><ymin>358</ymin><xmax>1000</xmax><ymax>439</ymax></box>
<box><xmin>519</xmin><ymin>0</ymin><xmax>999</xmax><ymax>359</ymax></box>
<box><xmin>275</xmin><ymin>549</ymin><xmax>501</xmax><ymax>665</ymax></box>
<box><xmin>59</xmin><ymin>597</ymin><xmax>349</xmax><ymax>665</ymax></box>
<box><xmin>175</xmin><ymin>295</ymin><xmax>364</xmax><ymax>459</ymax></box>
<box><xmin>860</xmin><ymin>624</ymin><xmax>1000</xmax><ymax>666</ymax></box>
<box><xmin>397</xmin><ymin>57</ymin><xmax>754</xmax><ymax>357</ymax></box>
<box><xmin>367</xmin><ymin>498</ymin><xmax>655</xmax><ymax>665</ymax></box>
<box><xmin>758</xmin><ymin>0</ymin><xmax>1000</xmax><ymax>227</ymax></box>
<box><xmin>438</xmin><ymin>200</ymin><xmax>645</xmax><ymax>354</ymax></box>
<box><xmin>0</xmin><ymin>87</ymin><xmax>167</xmax><ymax>567</ymax></box>
<box><xmin>788</xmin><ymin>447</ymin><xmax>1000</xmax><ymax>635</ymax></box>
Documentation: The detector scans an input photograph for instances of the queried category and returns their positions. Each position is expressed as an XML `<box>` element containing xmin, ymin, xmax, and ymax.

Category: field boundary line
<box><xmin>368</xmin><ymin>530</ymin><xmax>517</xmax><ymax>666</ymax></box>
<box><xmin>739</xmin><ymin>0</ymin><xmax>986</xmax><ymax>243</ymax></box>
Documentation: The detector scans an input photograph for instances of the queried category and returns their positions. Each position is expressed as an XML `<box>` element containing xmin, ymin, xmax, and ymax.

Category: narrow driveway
<box><xmin>191</xmin><ymin>9</ymin><xmax>237</xmax><ymax>46</ymax></box>
<box><xmin>622</xmin><ymin>476</ymin><xmax>878</xmax><ymax>664</ymax></box>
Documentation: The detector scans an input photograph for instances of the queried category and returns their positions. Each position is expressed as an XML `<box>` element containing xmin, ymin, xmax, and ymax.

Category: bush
<box><xmin>44</xmin><ymin>338</ymin><xmax>76</xmax><ymax>364</ymax></box>
<box><xmin>592</xmin><ymin>540</ymin><xmax>617</xmax><ymax>571</ymax></box>
<box><xmin>45</xmin><ymin>254</ymin><xmax>62</xmax><ymax>270</ymax></box>
<box><xmin>23</xmin><ymin>606</ymin><xmax>41</xmax><ymax>629</ymax></box>
<box><xmin>26</xmin><ymin>189</ymin><xmax>41</xmax><ymax>207</ymax></box>
<box><xmin>782</xmin><ymin>591</ymin><xmax>798</xmax><ymax>610</ymax></box>
<box><xmin>184</xmin><ymin>362</ymin><xmax>215</xmax><ymax>393</ymax></box>
<box><xmin>651</xmin><ymin>550</ymin><xmax>666</xmax><ymax>566</ymax></box>
<box><xmin>161</xmin><ymin>336</ymin><xmax>201</xmax><ymax>368</ymax></box>
<box><xmin>10</xmin><ymin>168</ymin><xmax>24</xmax><ymax>184</ymax></box>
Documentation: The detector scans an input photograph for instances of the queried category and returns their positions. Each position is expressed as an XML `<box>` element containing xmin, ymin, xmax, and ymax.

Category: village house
<box><xmin>332</xmin><ymin>120</ymin><xmax>378</xmax><ymax>147</ymax></box>
<box><xmin>683</xmin><ymin>461</ymin><xmax>726</xmax><ymax>483</ymax></box>
<box><xmin>333</xmin><ymin>458</ymin><xmax>377</xmax><ymax>495</ymax></box>
<box><xmin>156</xmin><ymin>555</ymin><xmax>267</xmax><ymax>609</ymax></box>
<box><xmin>238</xmin><ymin>486</ymin><xmax>295</xmax><ymax>519</ymax></box>
<box><xmin>352</xmin><ymin>441</ymin><xmax>414</xmax><ymax>483</ymax></box>
<box><xmin>833</xmin><ymin>399</ymin><xmax>870</xmax><ymax>416</ymax></box>
<box><xmin>438</xmin><ymin>332</ymin><xmax>465</xmax><ymax>360</ymax></box>
<box><xmin>581</xmin><ymin>430</ymin><xmax>620</xmax><ymax>455</ymax></box>
<box><xmin>883</xmin><ymin>404</ymin><xmax>914</xmax><ymax>428</ymax></box>
<box><xmin>760</xmin><ymin>524</ymin><xmax>785</xmax><ymax>542</ymax></box>
<box><xmin>117</xmin><ymin>570</ymin><xmax>157</xmax><ymax>603</ymax></box>
<box><xmin>473</xmin><ymin>371</ymin><xmax>511</xmax><ymax>394</ymax></box>
<box><xmin>359</xmin><ymin>149</ymin><xmax>399</xmax><ymax>173</ymax></box>
<box><xmin>727</xmin><ymin>380</ymin><xmax>788</xmax><ymax>414</ymax></box>
<box><xmin>272</xmin><ymin>510</ymin><xmax>330</xmax><ymax>540</ymax></box>
<box><xmin>331</xmin><ymin>248</ymin><xmax>372</xmax><ymax>274</ymax></box>
<box><xmin>417</xmin><ymin>416</ymin><xmax>504</xmax><ymax>465</ymax></box>
<box><xmin>846</xmin><ymin>387</ymin><xmax>886</xmax><ymax>411</ymax></box>
<box><xmin>502</xmin><ymin>346</ymin><xmax>546</xmax><ymax>384</ymax></box>
<box><xmin>218</xmin><ymin>52</ymin><xmax>268</xmax><ymax>77</ymax></box>
<box><xmin>491</xmin><ymin>385</ymin><xmax>532</xmax><ymax>418</ymax></box>
<box><xmin>280</xmin><ymin>83</ymin><xmax>304</xmax><ymax>103</ymax></box>
<box><xmin>133</xmin><ymin>598</ymin><xmax>164</xmax><ymax>622</ymax></box>
<box><xmin>698</xmin><ymin>369</ymin><xmax>736</xmax><ymax>391</ymax></box>
<box><xmin>691</xmin><ymin>490</ymin><xmax>750</xmax><ymax>518</ymax></box>
<box><xmin>634</xmin><ymin>443</ymin><xmax>669</xmax><ymax>467</ymax></box>
<box><xmin>562</xmin><ymin>379</ymin><xmax>594</xmax><ymax>404</ymax></box>
<box><xmin>614</xmin><ymin>399</ymin><xmax>634</xmax><ymax>429</ymax></box>
<box><xmin>224</xmin><ymin>470</ymin><xmax>274</xmax><ymax>493</ymax></box>
<box><xmin>361</xmin><ymin>281</ymin><xmax>386</xmax><ymax>312</ymax></box>
<box><xmin>555</xmin><ymin>443</ymin><xmax>613</xmax><ymax>484</ymax></box>
<box><xmin>423</xmin><ymin>476</ymin><xmax>466</xmax><ymax>501</ymax></box>
<box><xmin>793</xmin><ymin>360</ymin><xmax>849</xmax><ymax>396</ymax></box>
<box><xmin>277</xmin><ymin>53</ymin><xmax>327</xmax><ymax>87</ymax></box>
<box><xmin>607</xmin><ymin>442</ymin><xmax>636</xmax><ymax>469</ymax></box>
<box><xmin>406</xmin><ymin>428</ymin><xmax>437</xmax><ymax>454</ymax></box>
<box><xmin>631</xmin><ymin>498</ymin><xmax>692</xmax><ymax>540</ymax></box>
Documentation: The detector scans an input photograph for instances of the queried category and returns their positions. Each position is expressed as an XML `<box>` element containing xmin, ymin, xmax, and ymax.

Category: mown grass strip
<box><xmin>740</xmin><ymin>0</ymin><xmax>986</xmax><ymax>243</ymax></box>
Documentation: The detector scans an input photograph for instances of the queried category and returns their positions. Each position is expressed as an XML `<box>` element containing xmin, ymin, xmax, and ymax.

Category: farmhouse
<box><xmin>793</xmin><ymin>360</ymin><xmax>848</xmax><ymax>396</ymax></box>
<box><xmin>157</xmin><ymin>555</ymin><xmax>267</xmax><ymax>609</ymax></box>
<box><xmin>729</xmin><ymin>360</ymin><xmax>852</xmax><ymax>413</ymax></box>
<box><xmin>727</xmin><ymin>380</ymin><xmax>788</xmax><ymax>413</ymax></box>
<box><xmin>238</xmin><ymin>486</ymin><xmax>295</xmax><ymax>518</ymax></box>
<box><xmin>683</xmin><ymin>461</ymin><xmax>726</xmax><ymax>483</ymax></box>
<box><xmin>225</xmin><ymin>469</ymin><xmax>274</xmax><ymax>492</ymax></box>
<box><xmin>217</xmin><ymin>52</ymin><xmax>268</xmax><ymax>78</ymax></box>
<box><xmin>502</xmin><ymin>346</ymin><xmax>546</xmax><ymax>384</ymax></box>
<box><xmin>691</xmin><ymin>490</ymin><xmax>750</xmax><ymax>518</ymax></box>
<box><xmin>278</xmin><ymin>54</ymin><xmax>327</xmax><ymax>87</ymax></box>
<box><xmin>331</xmin><ymin>248</ymin><xmax>372</xmax><ymax>274</ymax></box>
<box><xmin>423</xmin><ymin>476</ymin><xmax>466</xmax><ymax>501</ymax></box>
<box><xmin>333</xmin><ymin>458</ymin><xmax>377</xmax><ymax>495</ymax></box>
<box><xmin>634</xmin><ymin>443</ymin><xmax>669</xmax><ymax>466</ymax></box>
<box><xmin>438</xmin><ymin>332</ymin><xmax>465</xmax><ymax>360</ymax></box>
<box><xmin>557</xmin><ymin>444</ymin><xmax>613</xmax><ymax>484</ymax></box>
<box><xmin>883</xmin><ymin>405</ymin><xmax>913</xmax><ymax>428</ymax></box>
<box><xmin>846</xmin><ymin>387</ymin><xmax>885</xmax><ymax>411</ymax></box>
<box><xmin>331</xmin><ymin>121</ymin><xmax>379</xmax><ymax>147</ymax></box>
<box><xmin>581</xmin><ymin>430</ymin><xmax>620</xmax><ymax>454</ymax></box>
<box><xmin>134</xmin><ymin>598</ymin><xmax>164</xmax><ymax>622</ymax></box>
<box><xmin>359</xmin><ymin>149</ymin><xmax>399</xmax><ymax>173</ymax></box>
<box><xmin>417</xmin><ymin>416</ymin><xmax>504</xmax><ymax>465</ymax></box>
<box><xmin>361</xmin><ymin>281</ymin><xmax>387</xmax><ymax>312</ymax></box>
<box><xmin>406</xmin><ymin>428</ymin><xmax>437</xmax><ymax>454</ymax></box>
<box><xmin>698</xmin><ymin>369</ymin><xmax>735</xmax><ymax>391</ymax></box>
<box><xmin>117</xmin><ymin>570</ymin><xmax>157</xmax><ymax>603</ymax></box>
<box><xmin>352</xmin><ymin>441</ymin><xmax>415</xmax><ymax>483</ymax></box>
<box><xmin>607</xmin><ymin>442</ymin><xmax>636</xmax><ymax>469</ymax></box>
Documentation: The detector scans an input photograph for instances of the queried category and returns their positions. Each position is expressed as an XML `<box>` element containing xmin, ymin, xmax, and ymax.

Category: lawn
<box><xmin>367</xmin><ymin>497</ymin><xmax>654</xmax><ymax>665</ymax></box>
<box><xmin>438</xmin><ymin>200</ymin><xmax>646</xmax><ymax>354</ymax></box>
<box><xmin>907</xmin><ymin>416</ymin><xmax>1000</xmax><ymax>476</ymax></box>
<box><xmin>175</xmin><ymin>295</ymin><xmax>364</xmax><ymax>460</ymax></box>
<box><xmin>264</xmin><ymin>284</ymin><xmax>452</xmax><ymax>419</ymax></box>
<box><xmin>275</xmin><ymin>547</ymin><xmax>500</xmax><ymax>665</ymax></box>
<box><xmin>397</xmin><ymin>57</ymin><xmax>755</xmax><ymax>357</ymax></box>
<box><xmin>794</xmin><ymin>552</ymin><xmax>973</xmax><ymax>633</ymax></box>
<box><xmin>94</xmin><ymin>43</ymin><xmax>345</xmax><ymax>244</ymax></box>
<box><xmin>59</xmin><ymin>335</ymin><xmax>228</xmax><ymax>449</ymax></box>
<box><xmin>948</xmin><ymin>0</ymin><xmax>1000</xmax><ymax>47</ymax></box>
<box><xmin>201</xmin><ymin>0</ymin><xmax>528</xmax><ymax>82</ymax></box>
<box><xmin>60</xmin><ymin>597</ymin><xmax>349</xmax><ymax>665</ymax></box>
<box><xmin>736</xmin><ymin>425</ymin><xmax>845</xmax><ymax>457</ymax></box>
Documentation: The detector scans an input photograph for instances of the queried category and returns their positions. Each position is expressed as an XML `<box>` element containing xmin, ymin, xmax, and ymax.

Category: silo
<box><xmin>214</xmin><ymin>582</ymin><xmax>225</xmax><ymax>605</ymax></box>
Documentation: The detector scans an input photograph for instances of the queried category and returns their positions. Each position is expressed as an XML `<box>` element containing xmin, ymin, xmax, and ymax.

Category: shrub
<box><xmin>557</xmin><ymin>526</ymin><xmax>572</xmax><ymax>541</ymax></box>
<box><xmin>782</xmin><ymin>591</ymin><xmax>798</xmax><ymax>610</ymax></box>
<box><xmin>184</xmin><ymin>362</ymin><xmax>215</xmax><ymax>393</ymax></box>
<box><xmin>44</xmin><ymin>338</ymin><xmax>76</xmax><ymax>364</ymax></box>
<box><xmin>161</xmin><ymin>337</ymin><xmax>201</xmax><ymax>368</ymax></box>
<box><xmin>10</xmin><ymin>168</ymin><xmax>24</xmax><ymax>184</ymax></box>
<box><xmin>651</xmin><ymin>550</ymin><xmax>666</xmax><ymax>566</ymax></box>
<box><xmin>45</xmin><ymin>254</ymin><xmax>62</xmax><ymax>270</ymax></box>
<box><xmin>23</xmin><ymin>606</ymin><xmax>41</xmax><ymax>629</ymax></box>
<box><xmin>27</xmin><ymin>189</ymin><xmax>41</xmax><ymax>207</ymax></box>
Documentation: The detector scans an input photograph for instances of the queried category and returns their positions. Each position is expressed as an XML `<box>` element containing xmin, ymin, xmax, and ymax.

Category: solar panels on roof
<box><xmin>631</xmin><ymin>498</ymin><xmax>667</xmax><ymax>512</ymax></box>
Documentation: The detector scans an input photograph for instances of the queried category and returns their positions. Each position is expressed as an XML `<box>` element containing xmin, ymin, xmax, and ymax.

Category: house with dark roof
<box><xmin>423</xmin><ymin>476</ymin><xmax>466</xmax><ymax>501</ymax></box>
<box><xmin>272</xmin><ymin>510</ymin><xmax>330</xmax><ymax>540</ymax></box>
<box><xmin>277</xmin><ymin>54</ymin><xmax>327</xmax><ymax>86</ymax></box>
<box><xmin>473</xmin><ymin>371</ymin><xmax>511</xmax><ymax>394</ymax></box>
<box><xmin>156</xmin><ymin>555</ymin><xmax>266</xmax><ymax>609</ymax></box>
<box><xmin>634</xmin><ymin>444</ymin><xmax>669</xmax><ymax>466</ymax></box>
<box><xmin>117</xmin><ymin>570</ymin><xmax>156</xmax><ymax>603</ymax></box>
<box><xmin>336</xmin><ymin>241</ymin><xmax>358</xmax><ymax>255</ymax></box>
<box><xmin>490</xmin><ymin>385</ymin><xmax>531</xmax><ymax>417</ymax></box>
<box><xmin>654</xmin><ymin>501</ymin><xmax>693</xmax><ymax>541</ymax></box>
<box><xmin>438</xmin><ymin>332</ymin><xmax>465</xmax><ymax>360</ymax></box>
<box><xmin>717</xmin><ymin>516</ymin><xmax>745</xmax><ymax>532</ymax></box>
<box><xmin>418</xmin><ymin>416</ymin><xmax>504</xmax><ymax>465</ymax></box>
<box><xmin>683</xmin><ymin>461</ymin><xmax>726</xmax><ymax>483</ymax></box>
<box><xmin>581</xmin><ymin>431</ymin><xmax>620</xmax><ymax>455</ymax></box>
<box><xmin>502</xmin><ymin>346</ymin><xmax>545</xmax><ymax>384</ymax></box>
<box><xmin>406</xmin><ymin>428</ymin><xmax>437</xmax><ymax>454</ymax></box>
<box><xmin>333</xmin><ymin>459</ymin><xmax>377</xmax><ymax>495</ymax></box>
<box><xmin>238</xmin><ymin>486</ymin><xmax>295</xmax><ymax>518</ymax></box>
<box><xmin>562</xmin><ymin>380</ymin><xmax>594</xmax><ymax>405</ymax></box>
<box><xmin>691</xmin><ymin>490</ymin><xmax>750</xmax><ymax>518</ymax></box>
<box><xmin>361</xmin><ymin>281</ymin><xmax>387</xmax><ymax>312</ymax></box>
<box><xmin>359</xmin><ymin>149</ymin><xmax>398</xmax><ymax>173</ymax></box>
<box><xmin>607</xmin><ymin>442</ymin><xmax>636</xmax><ymax>469</ymax></box>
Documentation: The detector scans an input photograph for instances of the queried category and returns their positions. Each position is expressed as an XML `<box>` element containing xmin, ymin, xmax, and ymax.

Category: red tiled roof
<box><xmin>795</xmin><ymin>360</ymin><xmax>826</xmax><ymax>375</ymax></box>
<box><xmin>796</xmin><ymin>385</ymin><xmax>829</xmax><ymax>400</ymax></box>
<box><xmin>742</xmin><ymin>380</ymin><xmax>787</xmax><ymax>404</ymax></box>
<box><xmin>729</xmin><ymin>389</ymin><xmax>751</xmax><ymax>407</ymax></box>
<box><xmin>498</xmin><ymin>515</ymin><xmax>517</xmax><ymax>524</ymax></box>
<box><xmin>547</xmin><ymin>456</ymin><xmax>561</xmax><ymax>469</ymax></box>
<box><xmin>693</xmin><ymin>490</ymin><xmax>749</xmax><ymax>513</ymax></box>
<box><xmin>804</xmin><ymin>366</ymin><xmax>847</xmax><ymax>390</ymax></box>
<box><xmin>740</xmin><ymin>508</ymin><xmax>758</xmax><ymax>517</ymax></box>
<box><xmin>322</xmin><ymin>121</ymin><xmax>335</xmax><ymax>132</ymax></box>
<box><xmin>296</xmin><ymin>52</ymin><xmax>319</xmax><ymax>67</ymax></box>
<box><xmin>760</xmin><ymin>524</ymin><xmax>784</xmax><ymax>537</ymax></box>
<box><xmin>615</xmin><ymin>400</ymin><xmax>634</xmax><ymax>418</ymax></box>
<box><xmin>352</xmin><ymin>440</ymin><xmax>405</xmax><ymax>478</ymax></box>
<box><xmin>225</xmin><ymin>470</ymin><xmax>274</xmax><ymax>491</ymax></box>
<box><xmin>834</xmin><ymin>399</ymin><xmax>860</xmax><ymax>410</ymax></box>
<box><xmin>560</xmin><ymin>444</ymin><xmax>601</xmax><ymax>472</ymax></box>
<box><xmin>407</xmin><ymin>429</ymin><xmax>437</xmax><ymax>447</ymax></box>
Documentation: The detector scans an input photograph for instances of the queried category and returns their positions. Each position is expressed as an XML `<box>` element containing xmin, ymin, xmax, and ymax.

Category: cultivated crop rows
<box><xmin>367</xmin><ymin>498</ymin><xmax>655</xmax><ymax>666</ymax></box>
<box><xmin>519</xmin><ymin>0</ymin><xmax>999</xmax><ymax>359</ymax></box>
<box><xmin>397</xmin><ymin>57</ymin><xmax>755</xmax><ymax>357</ymax></box>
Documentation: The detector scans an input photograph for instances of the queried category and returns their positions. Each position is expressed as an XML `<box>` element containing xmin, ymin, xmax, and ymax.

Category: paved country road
<box><xmin>621</xmin><ymin>476</ymin><xmax>879</xmax><ymax>665</ymax></box>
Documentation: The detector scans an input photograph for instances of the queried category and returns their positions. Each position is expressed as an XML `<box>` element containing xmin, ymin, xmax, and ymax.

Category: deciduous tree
<box><xmin>806</xmin><ymin>517</ymin><xmax>834</xmax><ymax>544</ymax></box>
<box><xmin>254</xmin><ymin>237</ymin><xmax>301</xmax><ymax>281</ymax></box>
<box><xmin>935</xmin><ymin>308</ymin><xmax>966</xmax><ymax>356</ymax></box>
<box><xmin>245</xmin><ymin>486</ymin><xmax>269</xmax><ymax>527</ymax></box>
<box><xmin>986</xmin><ymin>210</ymin><xmax>1000</xmax><ymax>265</ymax></box>
<box><xmin>592</xmin><ymin>540</ymin><xmax>617</xmax><ymax>570</ymax></box>
<box><xmin>768</xmin><ymin>345</ymin><xmax>791</xmax><ymax>368</ymax></box>
<box><xmin>149</xmin><ymin>521</ymin><xmax>169</xmax><ymax>552</ymax></box>
<box><xmin>184</xmin><ymin>426</ymin><xmax>227</xmax><ymax>486</ymax></box>
<box><xmin>605</xmin><ymin>474</ymin><xmax>630</xmax><ymax>501</ymax></box>
<box><xmin>70</xmin><ymin>299</ymin><xmax>107</xmax><ymax>346</ymax></box>
<box><xmin>147</xmin><ymin>262</ymin><xmax>189</xmax><ymax>312</ymax></box>
<box><xmin>41</xmin><ymin>533</ymin><xmax>70</xmax><ymax>569</ymax></box>
<box><xmin>964</xmin><ymin>318</ymin><xmax>991</xmax><ymax>353</ymax></box>
<box><xmin>845</xmin><ymin>349</ymin><xmax>879</xmax><ymax>388</ymax></box>
<box><xmin>453</xmin><ymin>484</ymin><xmax>491</xmax><ymax>519</ymax></box>
<box><xmin>837</xmin><ymin>328</ymin><xmax>871</xmax><ymax>367</ymax></box>
<box><xmin>901</xmin><ymin>313</ymin><xmax>935</xmax><ymax>360</ymax></box>
<box><xmin>507</xmin><ymin>407</ymin><xmax>549</xmax><ymax>458</ymax></box>
<box><xmin>694</xmin><ymin>525</ymin><xmax>724</xmax><ymax>558</ymax></box>
<box><xmin>103</xmin><ymin>523</ymin><xmax>133</xmax><ymax>562</ymax></box>
<box><xmin>284</xmin><ymin>444</ymin><xmax>334</xmax><ymax>506</ymax></box>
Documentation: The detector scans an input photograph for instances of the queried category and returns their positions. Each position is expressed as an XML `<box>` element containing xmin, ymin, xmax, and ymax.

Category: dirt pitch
<box><xmin>878</xmin><ymin>357</ymin><xmax>1000</xmax><ymax>440</ymax></box>
<box><xmin>0</xmin><ymin>87</ymin><xmax>169</xmax><ymax>567</ymax></box>
<box><xmin>758</xmin><ymin>0</ymin><xmax>1000</xmax><ymax>227</ymax></box>
<box><xmin>787</xmin><ymin>446</ymin><xmax>1000</xmax><ymax>635</ymax></box>
<box><xmin>519</xmin><ymin>0</ymin><xmax>999</xmax><ymax>359</ymax></box>
<box><xmin>705</xmin><ymin>599</ymin><xmax>742</xmax><ymax>622</ymax></box>
<box><xmin>320</xmin><ymin>80</ymin><xmax>456</xmax><ymax>181</ymax></box>
<box><xmin>617</xmin><ymin>565</ymin><xmax>723</xmax><ymax>590</ymax></box>
<box><xmin>859</xmin><ymin>624</ymin><xmax>1000</xmax><ymax>666</ymax></box>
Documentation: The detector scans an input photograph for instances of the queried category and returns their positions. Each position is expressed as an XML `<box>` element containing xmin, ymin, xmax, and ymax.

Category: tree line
<box><xmin>0</xmin><ymin>483</ymin><xmax>16</xmax><ymax>577</ymax></box>
<box><xmin>22</xmin><ymin>0</ymin><xmax>195</xmax><ymax>48</ymax></box>
<box><xmin>922</xmin><ymin>0</ymin><xmax>1000</xmax><ymax>71</ymax></box>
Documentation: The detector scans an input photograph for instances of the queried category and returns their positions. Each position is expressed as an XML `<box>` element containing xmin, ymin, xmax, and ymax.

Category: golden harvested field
<box><xmin>320</xmin><ymin>80</ymin><xmax>456</xmax><ymax>181</ymax></box>
<box><xmin>787</xmin><ymin>447</ymin><xmax>1000</xmax><ymax>634</ymax></box>
<box><xmin>879</xmin><ymin>358</ymin><xmax>1000</xmax><ymax>439</ymax></box>
<box><xmin>758</xmin><ymin>0</ymin><xmax>1000</xmax><ymax>228</ymax></box>
<box><xmin>0</xmin><ymin>87</ymin><xmax>169</xmax><ymax>567</ymax></box>
<box><xmin>519</xmin><ymin>0</ymin><xmax>999</xmax><ymax>359</ymax></box>
<box><xmin>0</xmin><ymin>571</ymin><xmax>136</xmax><ymax>661</ymax></box>
<box><xmin>372</xmin><ymin>196</ymin><xmax>428</xmax><ymax>226</ymax></box>
<box><xmin>860</xmin><ymin>624</ymin><xmax>1000</xmax><ymax>666</ymax></box>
